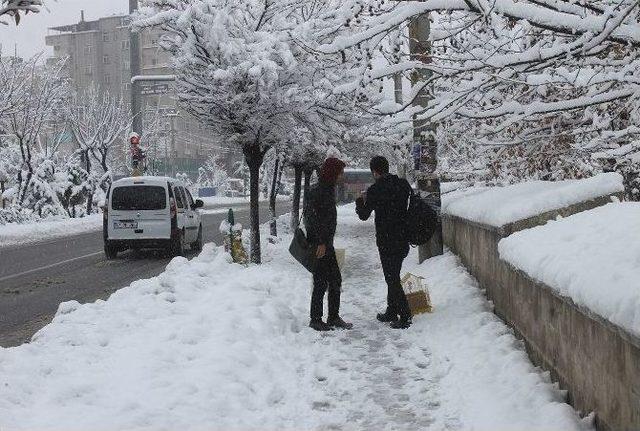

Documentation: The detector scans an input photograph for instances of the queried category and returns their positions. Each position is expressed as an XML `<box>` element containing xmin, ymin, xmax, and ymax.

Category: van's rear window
<box><xmin>111</xmin><ymin>186</ymin><xmax>167</xmax><ymax>210</ymax></box>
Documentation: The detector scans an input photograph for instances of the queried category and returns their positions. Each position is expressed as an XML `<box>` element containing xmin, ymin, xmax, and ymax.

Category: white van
<box><xmin>103</xmin><ymin>176</ymin><xmax>204</xmax><ymax>259</ymax></box>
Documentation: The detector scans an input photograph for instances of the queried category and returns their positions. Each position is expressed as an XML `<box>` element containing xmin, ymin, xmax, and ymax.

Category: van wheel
<box><xmin>191</xmin><ymin>225</ymin><xmax>203</xmax><ymax>252</ymax></box>
<box><xmin>171</xmin><ymin>230</ymin><xmax>185</xmax><ymax>257</ymax></box>
<box><xmin>104</xmin><ymin>241</ymin><xmax>118</xmax><ymax>260</ymax></box>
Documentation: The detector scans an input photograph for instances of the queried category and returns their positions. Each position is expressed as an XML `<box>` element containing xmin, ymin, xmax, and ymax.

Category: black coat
<box><xmin>304</xmin><ymin>181</ymin><xmax>337</xmax><ymax>247</ymax></box>
<box><xmin>356</xmin><ymin>174</ymin><xmax>411</xmax><ymax>255</ymax></box>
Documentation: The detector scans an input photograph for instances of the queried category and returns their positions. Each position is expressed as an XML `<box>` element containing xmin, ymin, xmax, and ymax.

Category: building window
<box><xmin>123</xmin><ymin>83</ymin><xmax>131</xmax><ymax>91</ymax></box>
<box><xmin>123</xmin><ymin>59</ymin><xmax>130</xmax><ymax>70</ymax></box>
<box><xmin>85</xmin><ymin>65</ymin><xmax>92</xmax><ymax>75</ymax></box>
<box><xmin>104</xmin><ymin>74</ymin><xmax>111</xmax><ymax>84</ymax></box>
<box><xmin>151</xmin><ymin>58</ymin><xmax>158</xmax><ymax>66</ymax></box>
<box><xmin>121</xmin><ymin>40</ymin><xmax>130</xmax><ymax>50</ymax></box>
<box><xmin>120</xmin><ymin>17</ymin><xmax>131</xmax><ymax>27</ymax></box>
<box><xmin>151</xmin><ymin>38</ymin><xmax>158</xmax><ymax>47</ymax></box>
<box><xmin>54</xmin><ymin>45</ymin><xmax>61</xmax><ymax>52</ymax></box>
<box><xmin>102</xmin><ymin>32</ymin><xmax>110</xmax><ymax>42</ymax></box>
<box><xmin>84</xmin><ymin>45</ymin><xmax>92</xmax><ymax>55</ymax></box>
<box><xmin>102</xmin><ymin>55</ymin><xmax>110</xmax><ymax>64</ymax></box>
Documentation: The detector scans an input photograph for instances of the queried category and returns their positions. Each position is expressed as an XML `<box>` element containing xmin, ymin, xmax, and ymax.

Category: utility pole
<box><xmin>169</xmin><ymin>113</ymin><xmax>177</xmax><ymax>177</ymax></box>
<box><xmin>129</xmin><ymin>0</ymin><xmax>143</xmax><ymax>136</ymax></box>
<box><xmin>408</xmin><ymin>14</ymin><xmax>443</xmax><ymax>261</ymax></box>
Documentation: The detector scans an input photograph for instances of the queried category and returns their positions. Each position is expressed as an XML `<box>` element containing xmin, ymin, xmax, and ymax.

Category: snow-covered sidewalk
<box><xmin>0</xmin><ymin>206</ymin><xmax>590</xmax><ymax>430</ymax></box>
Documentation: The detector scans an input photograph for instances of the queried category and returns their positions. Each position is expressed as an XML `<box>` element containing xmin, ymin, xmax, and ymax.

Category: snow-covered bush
<box><xmin>54</xmin><ymin>162</ymin><xmax>91</xmax><ymax>218</ymax></box>
<box><xmin>0</xmin><ymin>204</ymin><xmax>37</xmax><ymax>225</ymax></box>
<box><xmin>196</xmin><ymin>154</ymin><xmax>229</xmax><ymax>194</ymax></box>
<box><xmin>615</xmin><ymin>161</ymin><xmax>640</xmax><ymax>202</ymax></box>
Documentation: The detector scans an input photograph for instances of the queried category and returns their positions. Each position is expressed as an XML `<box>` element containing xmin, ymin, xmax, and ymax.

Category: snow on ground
<box><xmin>442</xmin><ymin>173</ymin><xmax>623</xmax><ymax>227</ymax></box>
<box><xmin>198</xmin><ymin>195</ymin><xmax>290</xmax><ymax>206</ymax></box>
<box><xmin>499</xmin><ymin>202</ymin><xmax>640</xmax><ymax>338</ymax></box>
<box><xmin>0</xmin><ymin>206</ymin><xmax>591</xmax><ymax>430</ymax></box>
<box><xmin>0</xmin><ymin>199</ymin><xmax>276</xmax><ymax>247</ymax></box>
<box><xmin>0</xmin><ymin>214</ymin><xmax>102</xmax><ymax>249</ymax></box>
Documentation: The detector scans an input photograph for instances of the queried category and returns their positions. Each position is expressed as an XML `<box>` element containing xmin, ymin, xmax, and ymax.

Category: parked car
<box><xmin>103</xmin><ymin>176</ymin><xmax>204</xmax><ymax>259</ymax></box>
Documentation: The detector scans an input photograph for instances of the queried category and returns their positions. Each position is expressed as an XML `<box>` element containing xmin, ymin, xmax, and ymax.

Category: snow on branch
<box><xmin>0</xmin><ymin>0</ymin><xmax>43</xmax><ymax>25</ymax></box>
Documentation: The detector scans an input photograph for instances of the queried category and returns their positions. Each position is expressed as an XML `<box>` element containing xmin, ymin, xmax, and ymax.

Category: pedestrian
<box><xmin>355</xmin><ymin>156</ymin><xmax>413</xmax><ymax>329</ymax></box>
<box><xmin>304</xmin><ymin>157</ymin><xmax>353</xmax><ymax>331</ymax></box>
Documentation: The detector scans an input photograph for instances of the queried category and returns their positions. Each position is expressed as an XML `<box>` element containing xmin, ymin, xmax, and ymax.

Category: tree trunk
<box><xmin>394</xmin><ymin>73</ymin><xmax>409</xmax><ymax>180</ymax></box>
<box><xmin>409</xmin><ymin>13</ymin><xmax>443</xmax><ymax>262</ymax></box>
<box><xmin>100</xmin><ymin>149</ymin><xmax>109</xmax><ymax>173</ymax></box>
<box><xmin>244</xmin><ymin>144</ymin><xmax>267</xmax><ymax>264</ymax></box>
<box><xmin>85</xmin><ymin>151</ymin><xmax>94</xmax><ymax>215</ymax></box>
<box><xmin>17</xmin><ymin>139</ymin><xmax>34</xmax><ymax>205</ymax></box>
<box><xmin>0</xmin><ymin>181</ymin><xmax>4</xmax><ymax>209</ymax></box>
<box><xmin>302</xmin><ymin>168</ymin><xmax>312</xmax><ymax>210</ymax></box>
<box><xmin>269</xmin><ymin>157</ymin><xmax>280</xmax><ymax>237</ymax></box>
<box><xmin>19</xmin><ymin>171</ymin><xmax>32</xmax><ymax>205</ymax></box>
<box><xmin>291</xmin><ymin>164</ymin><xmax>303</xmax><ymax>229</ymax></box>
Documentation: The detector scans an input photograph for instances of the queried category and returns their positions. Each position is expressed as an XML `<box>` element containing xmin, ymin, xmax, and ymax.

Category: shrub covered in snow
<box><xmin>0</xmin><ymin>205</ymin><xmax>38</xmax><ymax>225</ymax></box>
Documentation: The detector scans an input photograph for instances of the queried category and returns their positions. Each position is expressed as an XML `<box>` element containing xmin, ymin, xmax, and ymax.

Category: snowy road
<box><xmin>0</xmin><ymin>206</ymin><xmax>591</xmax><ymax>430</ymax></box>
<box><xmin>0</xmin><ymin>202</ymin><xmax>290</xmax><ymax>347</ymax></box>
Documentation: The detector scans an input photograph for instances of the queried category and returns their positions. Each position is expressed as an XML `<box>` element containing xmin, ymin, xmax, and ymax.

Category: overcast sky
<box><xmin>0</xmin><ymin>0</ymin><xmax>128</xmax><ymax>58</ymax></box>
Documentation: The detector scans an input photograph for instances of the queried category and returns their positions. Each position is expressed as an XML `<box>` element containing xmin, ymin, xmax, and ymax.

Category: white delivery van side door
<box><xmin>173</xmin><ymin>184</ymin><xmax>188</xmax><ymax>237</ymax></box>
<box><xmin>183</xmin><ymin>188</ymin><xmax>200</xmax><ymax>241</ymax></box>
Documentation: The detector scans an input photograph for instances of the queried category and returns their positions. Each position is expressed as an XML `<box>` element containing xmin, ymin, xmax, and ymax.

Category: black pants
<box><xmin>310</xmin><ymin>247</ymin><xmax>342</xmax><ymax>321</ymax></box>
<box><xmin>380</xmin><ymin>250</ymin><xmax>411</xmax><ymax>319</ymax></box>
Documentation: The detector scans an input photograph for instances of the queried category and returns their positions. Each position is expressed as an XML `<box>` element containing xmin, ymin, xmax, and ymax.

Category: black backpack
<box><xmin>405</xmin><ymin>190</ymin><xmax>439</xmax><ymax>246</ymax></box>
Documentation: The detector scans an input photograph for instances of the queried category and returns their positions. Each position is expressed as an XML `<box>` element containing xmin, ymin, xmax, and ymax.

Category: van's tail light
<box><xmin>101</xmin><ymin>205</ymin><xmax>108</xmax><ymax>221</ymax></box>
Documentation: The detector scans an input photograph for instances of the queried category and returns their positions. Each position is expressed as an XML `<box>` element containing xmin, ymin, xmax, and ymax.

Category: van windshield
<box><xmin>111</xmin><ymin>186</ymin><xmax>167</xmax><ymax>211</ymax></box>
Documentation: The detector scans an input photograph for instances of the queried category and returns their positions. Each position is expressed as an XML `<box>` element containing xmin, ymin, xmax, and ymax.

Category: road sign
<box><xmin>140</xmin><ymin>83</ymin><xmax>169</xmax><ymax>95</ymax></box>
<box><xmin>159</xmin><ymin>107</ymin><xmax>178</xmax><ymax>116</ymax></box>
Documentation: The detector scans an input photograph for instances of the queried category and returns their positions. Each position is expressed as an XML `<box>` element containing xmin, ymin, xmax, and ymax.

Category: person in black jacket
<box><xmin>356</xmin><ymin>156</ymin><xmax>413</xmax><ymax>329</ymax></box>
<box><xmin>304</xmin><ymin>157</ymin><xmax>353</xmax><ymax>332</ymax></box>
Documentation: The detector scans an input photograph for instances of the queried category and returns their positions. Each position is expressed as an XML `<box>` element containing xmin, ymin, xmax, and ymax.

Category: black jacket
<box><xmin>356</xmin><ymin>174</ymin><xmax>411</xmax><ymax>254</ymax></box>
<box><xmin>304</xmin><ymin>181</ymin><xmax>337</xmax><ymax>247</ymax></box>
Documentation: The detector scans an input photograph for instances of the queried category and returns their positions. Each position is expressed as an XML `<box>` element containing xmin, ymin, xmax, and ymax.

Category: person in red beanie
<box><xmin>303</xmin><ymin>157</ymin><xmax>352</xmax><ymax>331</ymax></box>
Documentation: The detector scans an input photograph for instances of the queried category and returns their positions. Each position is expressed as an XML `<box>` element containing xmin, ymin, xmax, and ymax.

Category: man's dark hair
<box><xmin>370</xmin><ymin>156</ymin><xmax>389</xmax><ymax>174</ymax></box>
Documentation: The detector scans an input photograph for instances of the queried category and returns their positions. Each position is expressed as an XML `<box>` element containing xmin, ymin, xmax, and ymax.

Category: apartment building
<box><xmin>45</xmin><ymin>12</ymin><xmax>237</xmax><ymax>178</ymax></box>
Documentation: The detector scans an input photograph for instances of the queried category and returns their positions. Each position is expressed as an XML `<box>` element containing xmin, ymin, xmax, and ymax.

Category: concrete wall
<box><xmin>443</xmin><ymin>193</ymin><xmax>640</xmax><ymax>431</ymax></box>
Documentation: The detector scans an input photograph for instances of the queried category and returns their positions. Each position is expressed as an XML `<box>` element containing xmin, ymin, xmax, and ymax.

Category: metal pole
<box><xmin>129</xmin><ymin>0</ymin><xmax>143</xmax><ymax>136</ymax></box>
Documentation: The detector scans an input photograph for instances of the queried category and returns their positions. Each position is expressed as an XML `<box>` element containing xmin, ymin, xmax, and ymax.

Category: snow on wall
<box><xmin>442</xmin><ymin>173</ymin><xmax>624</xmax><ymax>227</ymax></box>
<box><xmin>499</xmin><ymin>202</ymin><xmax>640</xmax><ymax>338</ymax></box>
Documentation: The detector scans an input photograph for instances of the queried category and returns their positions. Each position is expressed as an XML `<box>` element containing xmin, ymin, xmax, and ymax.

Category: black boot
<box><xmin>309</xmin><ymin>319</ymin><xmax>334</xmax><ymax>331</ymax></box>
<box><xmin>390</xmin><ymin>316</ymin><xmax>412</xmax><ymax>329</ymax></box>
<box><xmin>327</xmin><ymin>316</ymin><xmax>353</xmax><ymax>330</ymax></box>
<box><xmin>376</xmin><ymin>310</ymin><xmax>398</xmax><ymax>323</ymax></box>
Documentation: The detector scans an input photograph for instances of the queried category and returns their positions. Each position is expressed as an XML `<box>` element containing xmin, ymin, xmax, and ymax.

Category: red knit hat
<box><xmin>320</xmin><ymin>157</ymin><xmax>346</xmax><ymax>184</ymax></box>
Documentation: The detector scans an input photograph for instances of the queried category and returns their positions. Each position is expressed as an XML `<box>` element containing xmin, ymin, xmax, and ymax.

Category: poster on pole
<box><xmin>412</xmin><ymin>143</ymin><xmax>421</xmax><ymax>171</ymax></box>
